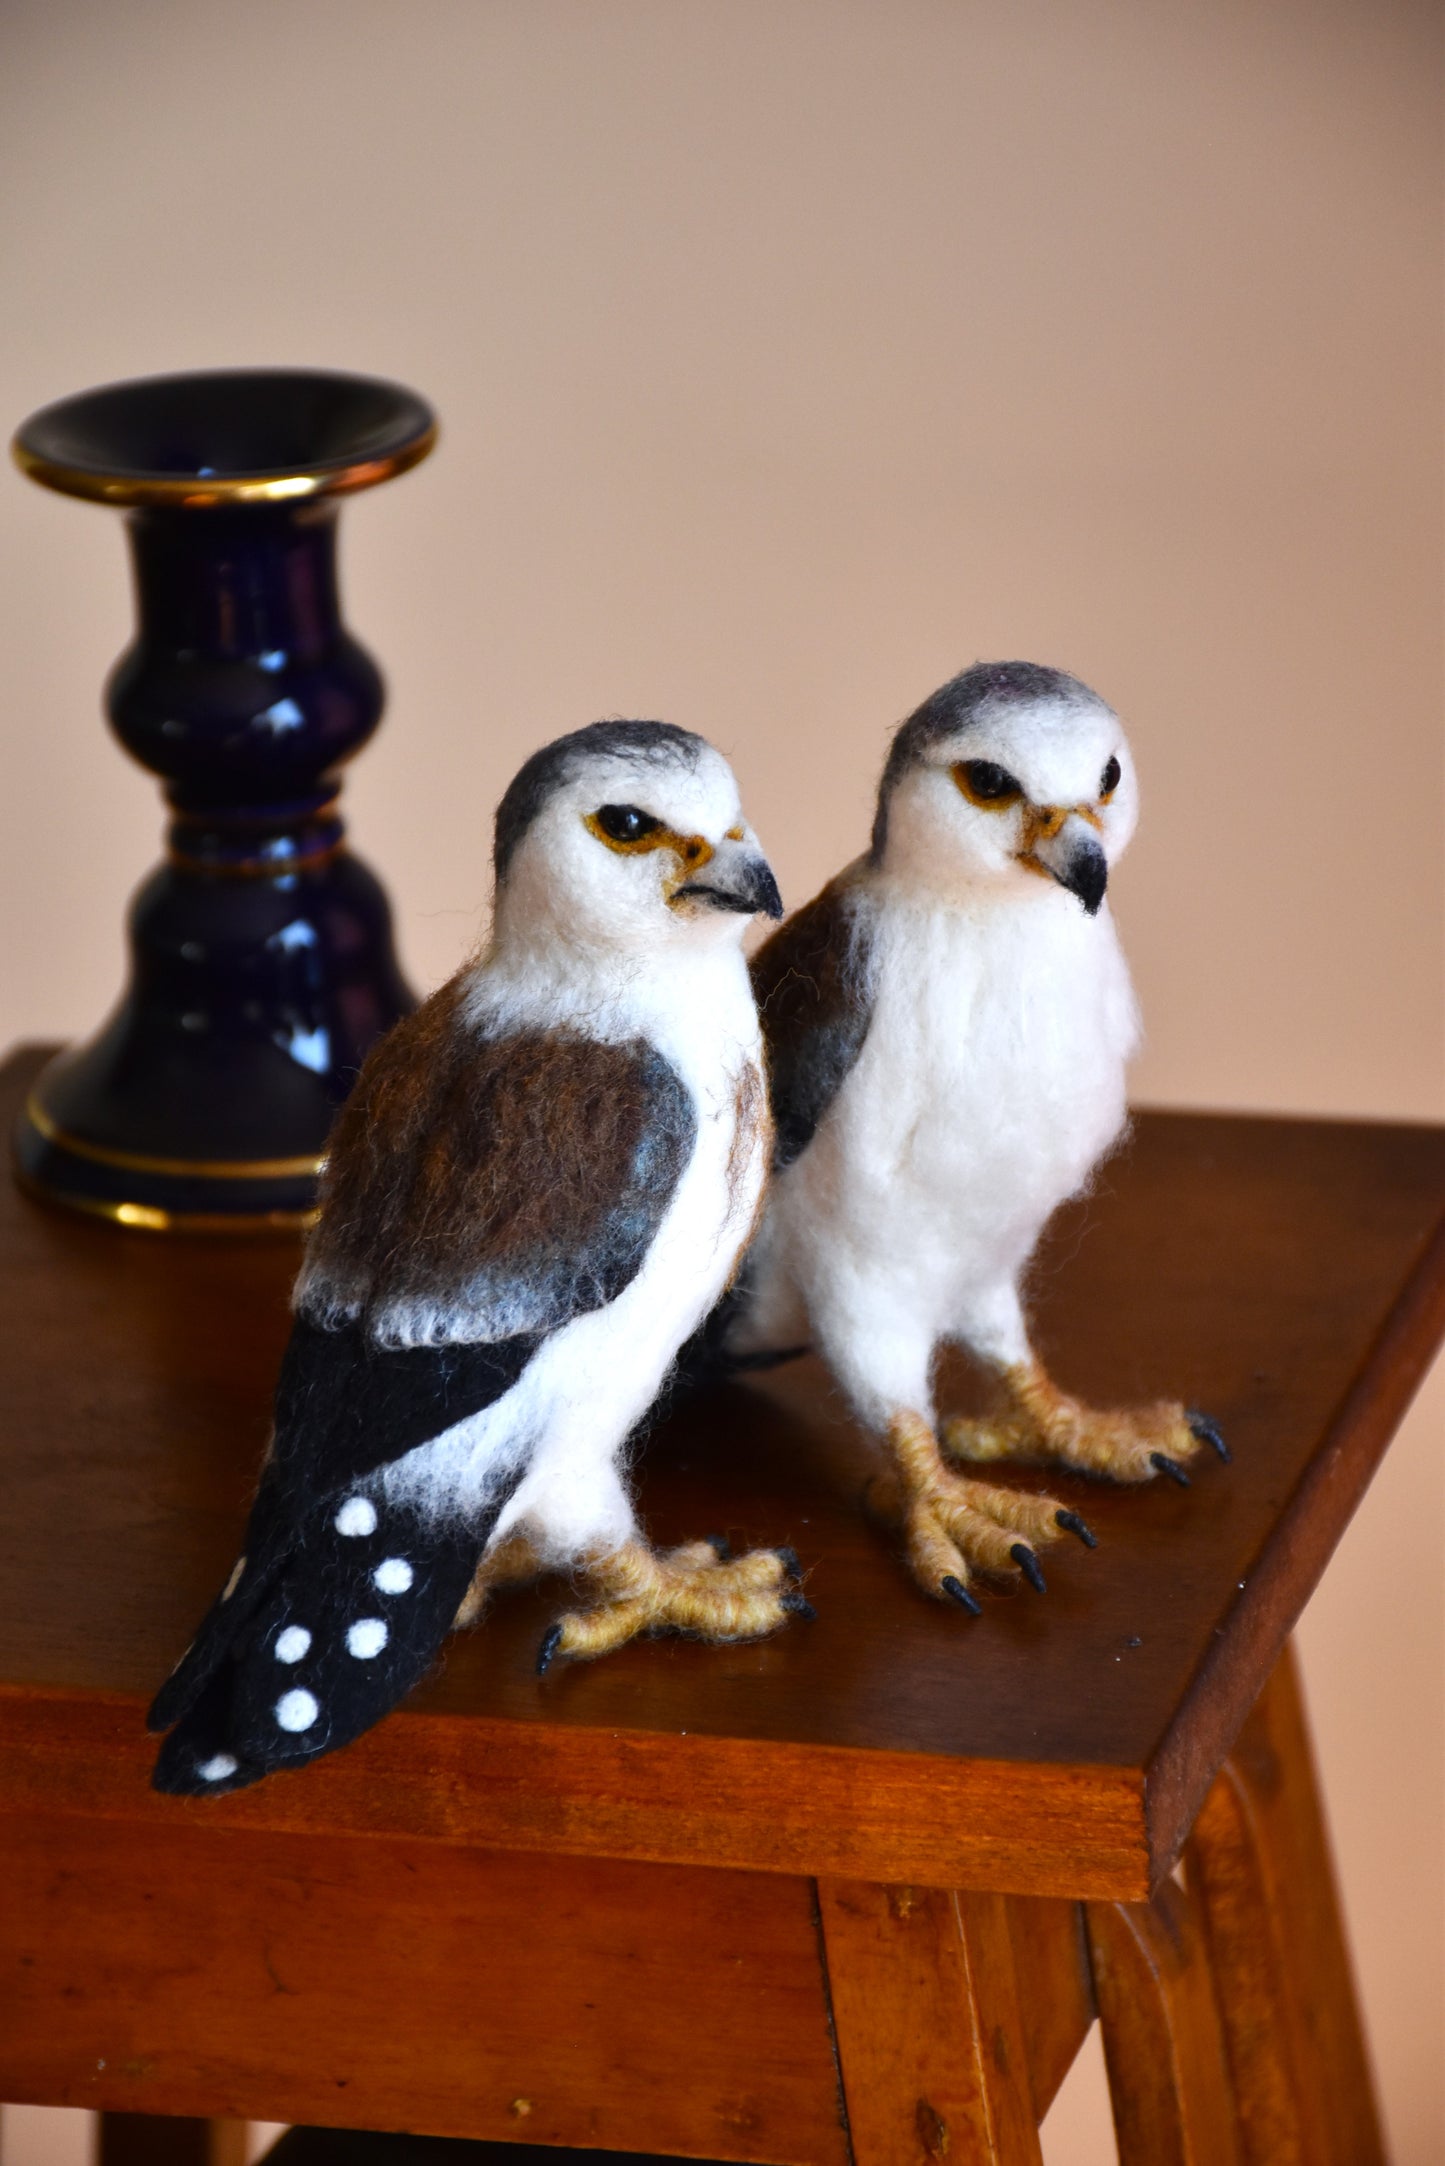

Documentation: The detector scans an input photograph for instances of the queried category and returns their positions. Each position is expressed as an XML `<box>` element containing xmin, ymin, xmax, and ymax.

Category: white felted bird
<box><xmin>727</xmin><ymin>662</ymin><xmax>1226</xmax><ymax>1609</ymax></box>
<box><xmin>150</xmin><ymin>719</ymin><xmax>805</xmax><ymax>1796</ymax></box>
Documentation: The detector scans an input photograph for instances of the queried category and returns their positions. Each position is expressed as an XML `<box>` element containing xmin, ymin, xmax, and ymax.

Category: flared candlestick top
<box><xmin>13</xmin><ymin>367</ymin><xmax>436</xmax><ymax>507</ymax></box>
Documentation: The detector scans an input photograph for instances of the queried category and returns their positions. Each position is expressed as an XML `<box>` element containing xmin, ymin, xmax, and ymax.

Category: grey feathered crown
<box><xmin>870</xmin><ymin>661</ymin><xmax>1099</xmax><ymax>861</ymax></box>
<box><xmin>494</xmin><ymin>719</ymin><xmax>707</xmax><ymax>881</ymax></box>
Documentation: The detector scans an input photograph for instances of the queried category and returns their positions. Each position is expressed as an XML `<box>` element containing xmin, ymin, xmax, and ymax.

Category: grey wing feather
<box><xmin>750</xmin><ymin>879</ymin><xmax>875</xmax><ymax>1168</ymax></box>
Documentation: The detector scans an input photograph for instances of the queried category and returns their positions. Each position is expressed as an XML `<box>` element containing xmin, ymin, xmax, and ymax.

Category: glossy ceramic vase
<box><xmin>10</xmin><ymin>368</ymin><xmax>435</xmax><ymax>1231</ymax></box>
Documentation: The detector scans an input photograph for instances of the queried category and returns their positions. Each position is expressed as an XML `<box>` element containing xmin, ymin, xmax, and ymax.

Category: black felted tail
<box><xmin>147</xmin><ymin>1480</ymin><xmax>291</xmax><ymax>1736</ymax></box>
<box><xmin>150</xmin><ymin>1311</ymin><xmax>545</xmax><ymax>1791</ymax></box>
<box><xmin>151</xmin><ymin>1483</ymin><xmax>515</xmax><ymax>1797</ymax></box>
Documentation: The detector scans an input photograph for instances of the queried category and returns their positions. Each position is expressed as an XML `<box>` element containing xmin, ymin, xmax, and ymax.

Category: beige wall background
<box><xmin>0</xmin><ymin>2</ymin><xmax>1440</xmax><ymax>2161</ymax></box>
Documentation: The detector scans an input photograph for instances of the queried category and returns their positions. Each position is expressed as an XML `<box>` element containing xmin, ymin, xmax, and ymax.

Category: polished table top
<box><xmin>3</xmin><ymin>1043</ymin><xmax>1442</xmax><ymax>1899</ymax></box>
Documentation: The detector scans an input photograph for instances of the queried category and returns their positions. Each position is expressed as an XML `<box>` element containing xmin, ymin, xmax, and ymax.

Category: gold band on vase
<box><xmin>23</xmin><ymin>1092</ymin><xmax>326</xmax><ymax>1182</ymax></box>
<box><xmin>10</xmin><ymin>422</ymin><xmax>438</xmax><ymax>510</ymax></box>
<box><xmin>13</xmin><ymin>1165</ymin><xmax>317</xmax><ymax>1236</ymax></box>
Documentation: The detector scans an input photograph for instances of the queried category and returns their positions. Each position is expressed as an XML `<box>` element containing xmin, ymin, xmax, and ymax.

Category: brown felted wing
<box><xmin>750</xmin><ymin>878</ymin><xmax>875</xmax><ymax>1168</ymax></box>
<box><xmin>300</xmin><ymin>974</ymin><xmax>697</xmax><ymax>1340</ymax></box>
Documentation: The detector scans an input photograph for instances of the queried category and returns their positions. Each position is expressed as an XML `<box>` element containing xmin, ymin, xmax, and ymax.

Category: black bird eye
<box><xmin>956</xmin><ymin>759</ymin><xmax>1024</xmax><ymax>808</ymax></box>
<box><xmin>1100</xmin><ymin>755</ymin><xmax>1122</xmax><ymax>798</ymax></box>
<box><xmin>592</xmin><ymin>803</ymin><xmax>662</xmax><ymax>846</ymax></box>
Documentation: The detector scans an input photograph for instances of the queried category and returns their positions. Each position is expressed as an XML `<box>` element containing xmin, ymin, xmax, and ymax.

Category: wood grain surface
<box><xmin>3</xmin><ymin>1043</ymin><xmax>1442</xmax><ymax>1898</ymax></box>
<box><xmin>817</xmin><ymin>1880</ymin><xmax>1042</xmax><ymax>2166</ymax></box>
<box><xmin>1186</xmin><ymin>1645</ymin><xmax>1385</xmax><ymax>2166</ymax></box>
<box><xmin>0</xmin><ymin>1817</ymin><xmax>848</xmax><ymax>2166</ymax></box>
<box><xmin>1086</xmin><ymin>1879</ymin><xmax>1241</xmax><ymax>2166</ymax></box>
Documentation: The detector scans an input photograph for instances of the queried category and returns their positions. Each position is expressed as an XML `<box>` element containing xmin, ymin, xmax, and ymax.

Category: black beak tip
<box><xmin>1065</xmin><ymin>843</ymin><xmax>1108</xmax><ymax>917</ymax></box>
<box><xmin>754</xmin><ymin>861</ymin><xmax>785</xmax><ymax>920</ymax></box>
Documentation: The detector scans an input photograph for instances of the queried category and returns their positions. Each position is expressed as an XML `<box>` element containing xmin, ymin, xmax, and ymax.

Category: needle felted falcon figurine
<box><xmin>727</xmin><ymin>661</ymin><xmax>1226</xmax><ymax>1609</ymax></box>
<box><xmin>150</xmin><ymin>719</ymin><xmax>805</xmax><ymax>1796</ymax></box>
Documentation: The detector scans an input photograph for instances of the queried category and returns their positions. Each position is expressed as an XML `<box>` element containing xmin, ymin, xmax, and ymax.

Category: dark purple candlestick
<box><xmin>11</xmin><ymin>368</ymin><xmax>435</xmax><ymax>1230</ymax></box>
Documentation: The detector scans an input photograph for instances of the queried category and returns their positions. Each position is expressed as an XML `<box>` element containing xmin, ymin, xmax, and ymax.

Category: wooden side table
<box><xmin>2</xmin><ymin>1043</ymin><xmax>1441</xmax><ymax>2166</ymax></box>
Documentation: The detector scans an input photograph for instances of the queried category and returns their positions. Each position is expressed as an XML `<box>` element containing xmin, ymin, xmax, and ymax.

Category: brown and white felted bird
<box><xmin>150</xmin><ymin>719</ymin><xmax>804</xmax><ymax>1796</ymax></box>
<box><xmin>727</xmin><ymin>662</ymin><xmax>1226</xmax><ymax>1610</ymax></box>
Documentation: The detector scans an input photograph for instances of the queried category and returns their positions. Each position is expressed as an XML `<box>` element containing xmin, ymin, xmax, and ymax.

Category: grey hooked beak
<box><xmin>675</xmin><ymin>840</ymin><xmax>784</xmax><ymax>920</ymax></box>
<box><xmin>1029</xmin><ymin>813</ymin><xmax>1108</xmax><ymax>916</ymax></box>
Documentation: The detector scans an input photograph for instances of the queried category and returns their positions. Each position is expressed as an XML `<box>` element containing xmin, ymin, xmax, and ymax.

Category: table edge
<box><xmin>1142</xmin><ymin>1192</ymin><xmax>1445</xmax><ymax>1879</ymax></box>
<box><xmin>0</xmin><ymin>1680</ymin><xmax>1154</xmax><ymax>1900</ymax></box>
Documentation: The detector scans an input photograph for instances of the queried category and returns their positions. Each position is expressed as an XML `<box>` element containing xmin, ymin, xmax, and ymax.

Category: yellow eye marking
<box><xmin>953</xmin><ymin>762</ymin><xmax>1023</xmax><ymax>812</ymax></box>
<box><xmin>725</xmin><ymin>825</ymin><xmax>745</xmax><ymax>842</ymax></box>
<box><xmin>583</xmin><ymin>811</ymin><xmax>714</xmax><ymax>879</ymax></box>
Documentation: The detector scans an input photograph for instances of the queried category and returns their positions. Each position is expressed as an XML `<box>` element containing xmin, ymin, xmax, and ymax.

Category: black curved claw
<box><xmin>535</xmin><ymin>1621</ymin><xmax>565</xmax><ymax>1677</ymax></box>
<box><xmin>941</xmin><ymin>1573</ymin><xmax>982</xmax><ymax>1616</ymax></box>
<box><xmin>776</xmin><ymin>1545</ymin><xmax>802</xmax><ymax>1583</ymax></box>
<box><xmin>1150</xmin><ymin>1451</ymin><xmax>1192</xmax><ymax>1488</ymax></box>
<box><xmin>1010</xmin><ymin>1543</ymin><xmax>1048</xmax><ymax>1594</ymax></box>
<box><xmin>1055</xmin><ymin>1508</ymin><xmax>1098</xmax><ymax>1550</ymax></box>
<box><xmin>705</xmin><ymin>1531</ymin><xmax>733</xmax><ymax>1561</ymax></box>
<box><xmin>1187</xmin><ymin>1410</ymin><xmax>1230</xmax><ymax>1462</ymax></box>
<box><xmin>781</xmin><ymin>1589</ymin><xmax>817</xmax><ymax>1621</ymax></box>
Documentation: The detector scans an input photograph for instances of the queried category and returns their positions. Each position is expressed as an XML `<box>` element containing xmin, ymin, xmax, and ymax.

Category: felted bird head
<box><xmin>491</xmin><ymin>719</ymin><xmax>783</xmax><ymax>954</ymax></box>
<box><xmin>870</xmin><ymin>662</ymin><xmax>1138</xmax><ymax>914</ymax></box>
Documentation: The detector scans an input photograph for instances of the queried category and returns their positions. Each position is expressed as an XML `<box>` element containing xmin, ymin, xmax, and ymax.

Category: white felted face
<box><xmin>879</xmin><ymin>690</ymin><xmax>1138</xmax><ymax>910</ymax></box>
<box><xmin>496</xmin><ymin>739</ymin><xmax>776</xmax><ymax>958</ymax></box>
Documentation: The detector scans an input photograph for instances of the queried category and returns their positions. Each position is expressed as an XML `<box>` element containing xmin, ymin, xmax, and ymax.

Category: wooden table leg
<box><xmin>1185</xmin><ymin>1642</ymin><xmax>1385</xmax><ymax>2166</ymax></box>
<box><xmin>1086</xmin><ymin>1879</ymin><xmax>1241</xmax><ymax>2166</ymax></box>
<box><xmin>98</xmin><ymin>2115</ymin><xmax>248</xmax><ymax>2166</ymax></box>
<box><xmin>816</xmin><ymin>1879</ymin><xmax>1042</xmax><ymax>2166</ymax></box>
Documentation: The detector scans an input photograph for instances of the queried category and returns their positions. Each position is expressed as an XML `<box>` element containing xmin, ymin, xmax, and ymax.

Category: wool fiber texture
<box><xmin>733</xmin><ymin>662</ymin><xmax>1141</xmax><ymax>1434</ymax></box>
<box><xmin>150</xmin><ymin>719</ymin><xmax>777</xmax><ymax>1795</ymax></box>
<box><xmin>299</xmin><ymin>985</ymin><xmax>696</xmax><ymax>1349</ymax></box>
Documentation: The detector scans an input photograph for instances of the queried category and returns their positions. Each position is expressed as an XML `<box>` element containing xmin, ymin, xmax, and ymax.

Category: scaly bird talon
<box><xmin>540</xmin><ymin>1537</ymin><xmax>803</xmax><ymax>1664</ymax></box>
<box><xmin>777</xmin><ymin>1545</ymin><xmax>802</xmax><ymax>1582</ymax></box>
<box><xmin>705</xmin><ymin>1532</ymin><xmax>733</xmax><ymax>1560</ymax></box>
<box><xmin>886</xmin><ymin>1411</ymin><xmax>1083</xmax><ymax>1607</ymax></box>
<box><xmin>535</xmin><ymin>1621</ymin><xmax>564</xmax><ymax>1676</ymax></box>
<box><xmin>1055</xmin><ymin>1508</ymin><xmax>1098</xmax><ymax>1549</ymax></box>
<box><xmin>1187</xmin><ymin>1410</ymin><xmax>1230</xmax><ymax>1461</ymax></box>
<box><xmin>1010</xmin><ymin>1542</ymin><xmax>1048</xmax><ymax>1593</ymax></box>
<box><xmin>780</xmin><ymin>1589</ymin><xmax>817</xmax><ymax>1620</ymax></box>
<box><xmin>945</xmin><ymin>1367</ymin><xmax>1229</xmax><ymax>1489</ymax></box>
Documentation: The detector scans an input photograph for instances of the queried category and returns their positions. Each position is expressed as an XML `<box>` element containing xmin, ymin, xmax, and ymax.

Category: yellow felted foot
<box><xmin>883</xmin><ymin>1409</ymin><xmax>1096</xmax><ymax>1609</ymax></box>
<box><xmin>941</xmin><ymin>1363</ymin><xmax>1229</xmax><ymax>1488</ymax></box>
<box><xmin>452</xmin><ymin>1530</ymin><xmax>542</xmax><ymax>1630</ymax></box>
<box><xmin>537</xmin><ymin>1536</ymin><xmax>811</xmax><ymax>1671</ymax></box>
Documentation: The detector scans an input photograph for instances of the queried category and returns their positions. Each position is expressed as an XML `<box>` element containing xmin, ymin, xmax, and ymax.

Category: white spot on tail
<box><xmin>275</xmin><ymin>1689</ymin><xmax>319</xmax><ymax>1732</ymax></box>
